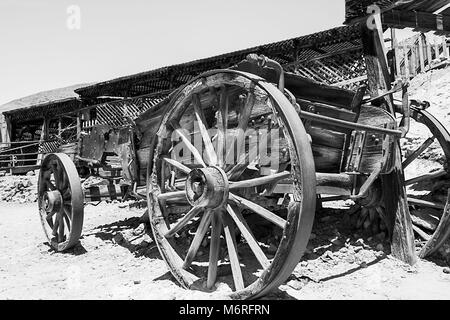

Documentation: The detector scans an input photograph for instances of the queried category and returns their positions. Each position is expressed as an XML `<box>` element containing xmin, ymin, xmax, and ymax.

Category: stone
<box><xmin>376</xmin><ymin>243</ymin><xmax>384</xmax><ymax>251</ymax></box>
<box><xmin>26</xmin><ymin>171</ymin><xmax>35</xmax><ymax>176</ymax></box>
<box><xmin>330</xmin><ymin>237</ymin><xmax>342</xmax><ymax>246</ymax></box>
<box><xmin>286</xmin><ymin>279</ymin><xmax>303</xmax><ymax>290</ymax></box>
<box><xmin>339</xmin><ymin>247</ymin><xmax>348</xmax><ymax>253</ymax></box>
<box><xmin>355</xmin><ymin>238</ymin><xmax>365</xmax><ymax>247</ymax></box>
<box><xmin>133</xmin><ymin>280</ymin><xmax>141</xmax><ymax>285</ymax></box>
<box><xmin>443</xmin><ymin>267</ymin><xmax>450</xmax><ymax>274</ymax></box>
<box><xmin>345</xmin><ymin>255</ymin><xmax>355</xmax><ymax>264</ymax></box>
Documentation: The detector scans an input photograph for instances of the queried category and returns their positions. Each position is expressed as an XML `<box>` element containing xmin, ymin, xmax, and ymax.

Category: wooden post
<box><xmin>426</xmin><ymin>36</ymin><xmax>432</xmax><ymax>69</ymax></box>
<box><xmin>58</xmin><ymin>117</ymin><xmax>62</xmax><ymax>140</ymax></box>
<box><xmin>36</xmin><ymin>118</ymin><xmax>49</xmax><ymax>165</ymax></box>
<box><xmin>361</xmin><ymin>11</ymin><xmax>417</xmax><ymax>266</ymax></box>
<box><xmin>404</xmin><ymin>44</ymin><xmax>410</xmax><ymax>80</ymax></box>
<box><xmin>435</xmin><ymin>40</ymin><xmax>440</xmax><ymax>59</ymax></box>
<box><xmin>443</xmin><ymin>36</ymin><xmax>449</xmax><ymax>59</ymax></box>
<box><xmin>0</xmin><ymin>114</ymin><xmax>12</xmax><ymax>149</ymax></box>
<box><xmin>418</xmin><ymin>35</ymin><xmax>425</xmax><ymax>73</ymax></box>
<box><xmin>410</xmin><ymin>43</ymin><xmax>417</xmax><ymax>76</ymax></box>
<box><xmin>392</xmin><ymin>28</ymin><xmax>401</xmax><ymax>79</ymax></box>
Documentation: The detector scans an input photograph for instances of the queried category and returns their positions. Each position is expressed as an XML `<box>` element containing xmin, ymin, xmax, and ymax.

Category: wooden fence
<box><xmin>393</xmin><ymin>34</ymin><xmax>449</xmax><ymax>79</ymax></box>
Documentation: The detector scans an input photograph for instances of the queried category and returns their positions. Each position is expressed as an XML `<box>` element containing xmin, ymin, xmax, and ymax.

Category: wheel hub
<box><xmin>185</xmin><ymin>166</ymin><xmax>229</xmax><ymax>208</ymax></box>
<box><xmin>43</xmin><ymin>190</ymin><xmax>63</xmax><ymax>213</ymax></box>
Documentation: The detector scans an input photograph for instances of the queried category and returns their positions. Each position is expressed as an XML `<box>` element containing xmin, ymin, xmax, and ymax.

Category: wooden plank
<box><xmin>404</xmin><ymin>44</ymin><xmax>410</xmax><ymax>79</ymax></box>
<box><xmin>411</xmin><ymin>43</ymin><xmax>417</xmax><ymax>76</ymax></box>
<box><xmin>392</xmin><ymin>28</ymin><xmax>401</xmax><ymax>79</ymax></box>
<box><xmin>361</xmin><ymin>18</ymin><xmax>417</xmax><ymax>266</ymax></box>
<box><xmin>418</xmin><ymin>36</ymin><xmax>425</xmax><ymax>73</ymax></box>
<box><xmin>443</xmin><ymin>36</ymin><xmax>449</xmax><ymax>58</ymax></box>
<box><xmin>382</xmin><ymin>10</ymin><xmax>450</xmax><ymax>33</ymax></box>
<box><xmin>426</xmin><ymin>36</ymin><xmax>433</xmax><ymax>69</ymax></box>
<box><xmin>435</xmin><ymin>40</ymin><xmax>440</xmax><ymax>59</ymax></box>
<box><xmin>312</xmin><ymin>144</ymin><xmax>343</xmax><ymax>173</ymax></box>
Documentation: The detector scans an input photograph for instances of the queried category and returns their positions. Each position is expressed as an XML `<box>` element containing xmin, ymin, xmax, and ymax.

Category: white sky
<box><xmin>0</xmin><ymin>0</ymin><xmax>347</xmax><ymax>105</ymax></box>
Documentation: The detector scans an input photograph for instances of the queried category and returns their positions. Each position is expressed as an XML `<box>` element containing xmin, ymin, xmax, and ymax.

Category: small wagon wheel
<box><xmin>147</xmin><ymin>70</ymin><xmax>316</xmax><ymax>299</ymax></box>
<box><xmin>402</xmin><ymin>106</ymin><xmax>450</xmax><ymax>219</ymax></box>
<box><xmin>38</xmin><ymin>153</ymin><xmax>84</xmax><ymax>251</ymax></box>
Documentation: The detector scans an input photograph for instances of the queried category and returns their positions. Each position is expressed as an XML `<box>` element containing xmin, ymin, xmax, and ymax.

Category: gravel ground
<box><xmin>1</xmin><ymin>201</ymin><xmax>450</xmax><ymax>300</ymax></box>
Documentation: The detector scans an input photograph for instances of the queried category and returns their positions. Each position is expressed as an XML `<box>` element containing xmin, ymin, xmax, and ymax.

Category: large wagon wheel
<box><xmin>147</xmin><ymin>70</ymin><xmax>316</xmax><ymax>299</ymax></box>
<box><xmin>38</xmin><ymin>153</ymin><xmax>84</xmax><ymax>251</ymax></box>
<box><xmin>402</xmin><ymin>106</ymin><xmax>450</xmax><ymax>232</ymax></box>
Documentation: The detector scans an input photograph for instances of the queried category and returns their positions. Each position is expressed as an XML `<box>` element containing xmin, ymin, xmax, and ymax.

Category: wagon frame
<box><xmin>36</xmin><ymin>2</ymin><xmax>450</xmax><ymax>299</ymax></box>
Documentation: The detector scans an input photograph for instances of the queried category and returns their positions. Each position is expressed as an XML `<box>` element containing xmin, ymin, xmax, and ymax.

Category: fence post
<box><xmin>435</xmin><ymin>40</ymin><xmax>440</xmax><ymax>59</ymax></box>
<box><xmin>392</xmin><ymin>28</ymin><xmax>401</xmax><ymax>78</ymax></box>
<box><xmin>426</xmin><ymin>36</ymin><xmax>432</xmax><ymax>69</ymax></box>
<box><xmin>404</xmin><ymin>44</ymin><xmax>410</xmax><ymax>79</ymax></box>
<box><xmin>418</xmin><ymin>35</ymin><xmax>425</xmax><ymax>73</ymax></box>
<box><xmin>443</xmin><ymin>36</ymin><xmax>449</xmax><ymax>59</ymax></box>
<box><xmin>411</xmin><ymin>42</ymin><xmax>417</xmax><ymax>76</ymax></box>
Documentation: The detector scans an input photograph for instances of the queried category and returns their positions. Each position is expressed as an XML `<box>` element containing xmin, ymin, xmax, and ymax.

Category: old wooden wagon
<box><xmin>37</xmin><ymin>0</ymin><xmax>450</xmax><ymax>299</ymax></box>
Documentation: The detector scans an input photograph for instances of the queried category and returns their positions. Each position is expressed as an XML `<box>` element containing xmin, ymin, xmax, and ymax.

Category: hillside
<box><xmin>0</xmin><ymin>83</ymin><xmax>93</xmax><ymax>114</ymax></box>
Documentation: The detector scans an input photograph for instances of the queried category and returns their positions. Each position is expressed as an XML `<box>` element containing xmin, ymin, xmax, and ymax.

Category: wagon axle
<box><xmin>42</xmin><ymin>189</ymin><xmax>63</xmax><ymax>214</ymax></box>
<box><xmin>185</xmin><ymin>166</ymin><xmax>229</xmax><ymax>209</ymax></box>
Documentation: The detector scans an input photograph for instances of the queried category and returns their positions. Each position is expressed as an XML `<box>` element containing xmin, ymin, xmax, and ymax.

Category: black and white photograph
<box><xmin>1</xmin><ymin>0</ymin><xmax>450</xmax><ymax>306</ymax></box>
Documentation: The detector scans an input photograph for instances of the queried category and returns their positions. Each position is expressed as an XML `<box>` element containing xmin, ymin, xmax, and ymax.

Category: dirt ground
<box><xmin>1</xmin><ymin>201</ymin><xmax>450</xmax><ymax>300</ymax></box>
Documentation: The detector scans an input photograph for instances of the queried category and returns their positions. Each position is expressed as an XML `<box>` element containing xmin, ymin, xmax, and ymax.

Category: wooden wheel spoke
<box><xmin>193</xmin><ymin>94</ymin><xmax>218</xmax><ymax>166</ymax></box>
<box><xmin>222</xmin><ymin>212</ymin><xmax>244</xmax><ymax>291</ymax></box>
<box><xmin>230</xmin><ymin>171</ymin><xmax>290</xmax><ymax>190</ymax></box>
<box><xmin>217</xmin><ymin>86</ymin><xmax>228</xmax><ymax>167</ymax></box>
<box><xmin>407</xmin><ymin>197</ymin><xmax>445</xmax><ymax>209</ymax></box>
<box><xmin>62</xmin><ymin>188</ymin><xmax>71</xmax><ymax>200</ymax></box>
<box><xmin>183</xmin><ymin>212</ymin><xmax>212</xmax><ymax>269</ymax></box>
<box><xmin>52</xmin><ymin>212</ymin><xmax>61</xmax><ymax>236</ymax></box>
<box><xmin>165</xmin><ymin>206</ymin><xmax>203</xmax><ymax>238</ymax></box>
<box><xmin>58</xmin><ymin>213</ymin><xmax>65</xmax><ymax>243</ymax></box>
<box><xmin>158</xmin><ymin>190</ymin><xmax>186</xmax><ymax>201</ymax></box>
<box><xmin>227</xmin><ymin>126</ymin><xmax>269</xmax><ymax>180</ymax></box>
<box><xmin>405</xmin><ymin>169</ymin><xmax>447</xmax><ymax>186</ymax></box>
<box><xmin>162</xmin><ymin>157</ymin><xmax>191</xmax><ymax>174</ymax></box>
<box><xmin>170</xmin><ymin>121</ymin><xmax>206</xmax><ymax>167</ymax></box>
<box><xmin>229</xmin><ymin>193</ymin><xmax>286</xmax><ymax>229</ymax></box>
<box><xmin>226</xmin><ymin>204</ymin><xmax>269</xmax><ymax>269</ymax></box>
<box><xmin>403</xmin><ymin>137</ymin><xmax>435</xmax><ymax>169</ymax></box>
<box><xmin>46</xmin><ymin>210</ymin><xmax>57</xmax><ymax>224</ymax></box>
<box><xmin>45</xmin><ymin>179</ymin><xmax>57</xmax><ymax>191</ymax></box>
<box><xmin>63</xmin><ymin>206</ymin><xmax>71</xmax><ymax>231</ymax></box>
<box><xmin>207</xmin><ymin>211</ymin><xmax>222</xmax><ymax>289</ymax></box>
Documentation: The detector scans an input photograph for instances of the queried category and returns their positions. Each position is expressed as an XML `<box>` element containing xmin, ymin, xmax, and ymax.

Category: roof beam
<box><xmin>382</xmin><ymin>9</ymin><xmax>450</xmax><ymax>33</ymax></box>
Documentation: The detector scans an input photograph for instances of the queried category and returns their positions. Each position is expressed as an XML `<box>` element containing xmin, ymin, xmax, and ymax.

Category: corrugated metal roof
<box><xmin>75</xmin><ymin>24</ymin><xmax>363</xmax><ymax>100</ymax></box>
